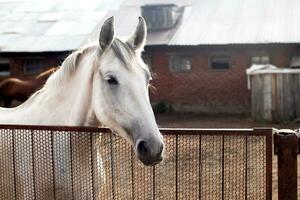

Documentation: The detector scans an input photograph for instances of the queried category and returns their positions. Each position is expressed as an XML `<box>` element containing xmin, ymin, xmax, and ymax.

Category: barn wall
<box><xmin>0</xmin><ymin>52</ymin><xmax>68</xmax><ymax>80</ymax></box>
<box><xmin>2</xmin><ymin>44</ymin><xmax>300</xmax><ymax>115</ymax></box>
<box><xmin>147</xmin><ymin>44</ymin><xmax>300</xmax><ymax>114</ymax></box>
<box><xmin>9</xmin><ymin>55</ymin><xmax>63</xmax><ymax>79</ymax></box>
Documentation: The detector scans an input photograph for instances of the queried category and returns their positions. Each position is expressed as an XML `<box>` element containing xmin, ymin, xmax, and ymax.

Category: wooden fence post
<box><xmin>274</xmin><ymin>129</ymin><xmax>298</xmax><ymax>200</ymax></box>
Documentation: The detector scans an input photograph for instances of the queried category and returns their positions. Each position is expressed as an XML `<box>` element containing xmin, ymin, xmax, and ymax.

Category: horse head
<box><xmin>91</xmin><ymin>17</ymin><xmax>164</xmax><ymax>166</ymax></box>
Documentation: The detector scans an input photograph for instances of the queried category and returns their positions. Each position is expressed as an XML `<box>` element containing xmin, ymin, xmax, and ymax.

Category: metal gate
<box><xmin>0</xmin><ymin>125</ymin><xmax>272</xmax><ymax>200</ymax></box>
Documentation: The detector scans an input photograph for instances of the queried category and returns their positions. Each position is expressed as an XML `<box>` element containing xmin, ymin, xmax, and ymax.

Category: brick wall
<box><xmin>9</xmin><ymin>55</ymin><xmax>63</xmax><ymax>79</ymax></box>
<box><xmin>147</xmin><ymin>44</ymin><xmax>300</xmax><ymax>114</ymax></box>
<box><xmin>2</xmin><ymin>44</ymin><xmax>300</xmax><ymax>115</ymax></box>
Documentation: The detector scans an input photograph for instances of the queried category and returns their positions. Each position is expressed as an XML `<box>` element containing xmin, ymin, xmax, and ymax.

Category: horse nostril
<box><xmin>137</xmin><ymin>141</ymin><xmax>148</xmax><ymax>155</ymax></box>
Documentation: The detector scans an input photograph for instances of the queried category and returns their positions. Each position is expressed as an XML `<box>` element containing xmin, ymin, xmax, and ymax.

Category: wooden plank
<box><xmin>257</xmin><ymin>74</ymin><xmax>264</xmax><ymax>121</ymax></box>
<box><xmin>283</xmin><ymin>74</ymin><xmax>294</xmax><ymax>120</ymax></box>
<box><xmin>263</xmin><ymin>74</ymin><xmax>272</xmax><ymax>121</ymax></box>
<box><xmin>251</xmin><ymin>75</ymin><xmax>263</xmax><ymax>121</ymax></box>
<box><xmin>255</xmin><ymin>75</ymin><xmax>261</xmax><ymax>121</ymax></box>
<box><xmin>282</xmin><ymin>74</ymin><xmax>288</xmax><ymax>120</ymax></box>
<box><xmin>251</xmin><ymin>76</ymin><xmax>256</xmax><ymax>119</ymax></box>
<box><xmin>271</xmin><ymin>74</ymin><xmax>277</xmax><ymax>121</ymax></box>
<box><xmin>276</xmin><ymin>74</ymin><xmax>283</xmax><ymax>121</ymax></box>
<box><xmin>293</xmin><ymin>74</ymin><xmax>300</xmax><ymax>117</ymax></box>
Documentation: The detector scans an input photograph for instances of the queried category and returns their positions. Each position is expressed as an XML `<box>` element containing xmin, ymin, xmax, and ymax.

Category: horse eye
<box><xmin>106</xmin><ymin>76</ymin><xmax>118</xmax><ymax>85</ymax></box>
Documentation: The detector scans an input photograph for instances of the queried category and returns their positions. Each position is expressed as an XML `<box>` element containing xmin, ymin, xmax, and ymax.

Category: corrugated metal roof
<box><xmin>1</xmin><ymin>0</ymin><xmax>300</xmax><ymax>52</ymax></box>
<box><xmin>0</xmin><ymin>0</ymin><xmax>123</xmax><ymax>52</ymax></box>
<box><xmin>169</xmin><ymin>0</ymin><xmax>300</xmax><ymax>45</ymax></box>
<box><xmin>106</xmin><ymin>0</ymin><xmax>300</xmax><ymax>46</ymax></box>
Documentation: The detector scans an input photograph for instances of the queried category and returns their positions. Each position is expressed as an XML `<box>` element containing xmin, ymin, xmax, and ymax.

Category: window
<box><xmin>251</xmin><ymin>55</ymin><xmax>270</xmax><ymax>65</ymax></box>
<box><xmin>141</xmin><ymin>4</ymin><xmax>183</xmax><ymax>31</ymax></box>
<box><xmin>0</xmin><ymin>58</ymin><xmax>10</xmax><ymax>77</ymax></box>
<box><xmin>210</xmin><ymin>55</ymin><xmax>230</xmax><ymax>70</ymax></box>
<box><xmin>169</xmin><ymin>55</ymin><xmax>192</xmax><ymax>72</ymax></box>
<box><xmin>23</xmin><ymin>59</ymin><xmax>44</xmax><ymax>75</ymax></box>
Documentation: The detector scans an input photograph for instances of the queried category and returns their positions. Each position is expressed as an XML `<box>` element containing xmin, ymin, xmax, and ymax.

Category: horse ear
<box><xmin>99</xmin><ymin>16</ymin><xmax>115</xmax><ymax>51</ymax></box>
<box><xmin>127</xmin><ymin>16</ymin><xmax>147</xmax><ymax>51</ymax></box>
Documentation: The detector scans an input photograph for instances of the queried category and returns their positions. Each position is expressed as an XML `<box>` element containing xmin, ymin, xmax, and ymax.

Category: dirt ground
<box><xmin>155</xmin><ymin>113</ymin><xmax>299</xmax><ymax>129</ymax></box>
<box><xmin>155</xmin><ymin>113</ymin><xmax>300</xmax><ymax>200</ymax></box>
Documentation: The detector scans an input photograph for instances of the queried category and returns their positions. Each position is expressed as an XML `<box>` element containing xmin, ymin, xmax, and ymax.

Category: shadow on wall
<box><xmin>152</xmin><ymin>100</ymin><xmax>250</xmax><ymax>115</ymax></box>
<box><xmin>152</xmin><ymin>101</ymin><xmax>173</xmax><ymax>114</ymax></box>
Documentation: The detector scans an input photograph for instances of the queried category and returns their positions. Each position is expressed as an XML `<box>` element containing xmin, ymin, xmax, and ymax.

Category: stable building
<box><xmin>1</xmin><ymin>0</ymin><xmax>300</xmax><ymax>114</ymax></box>
<box><xmin>0</xmin><ymin>0</ymin><xmax>123</xmax><ymax>79</ymax></box>
<box><xmin>135</xmin><ymin>0</ymin><xmax>300</xmax><ymax>114</ymax></box>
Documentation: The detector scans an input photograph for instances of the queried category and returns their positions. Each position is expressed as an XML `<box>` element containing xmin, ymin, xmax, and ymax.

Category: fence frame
<box><xmin>274</xmin><ymin>129</ymin><xmax>299</xmax><ymax>200</ymax></box>
<box><xmin>161</xmin><ymin>128</ymin><xmax>273</xmax><ymax>200</ymax></box>
<box><xmin>0</xmin><ymin>125</ymin><xmax>273</xmax><ymax>200</ymax></box>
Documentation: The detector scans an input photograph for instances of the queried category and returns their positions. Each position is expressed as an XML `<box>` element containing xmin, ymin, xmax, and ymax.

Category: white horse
<box><xmin>0</xmin><ymin>17</ymin><xmax>164</xmax><ymax>199</ymax></box>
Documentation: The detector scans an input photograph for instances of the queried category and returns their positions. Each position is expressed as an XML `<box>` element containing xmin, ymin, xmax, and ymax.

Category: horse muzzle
<box><xmin>136</xmin><ymin>139</ymin><xmax>164</xmax><ymax>166</ymax></box>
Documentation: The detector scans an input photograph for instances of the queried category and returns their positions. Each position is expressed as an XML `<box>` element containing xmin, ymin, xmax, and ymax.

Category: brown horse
<box><xmin>0</xmin><ymin>67</ymin><xmax>58</xmax><ymax>107</ymax></box>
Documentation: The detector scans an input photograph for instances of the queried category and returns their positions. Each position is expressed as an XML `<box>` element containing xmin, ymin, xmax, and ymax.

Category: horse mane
<box><xmin>42</xmin><ymin>43</ymin><xmax>97</xmax><ymax>91</ymax></box>
<box><xmin>43</xmin><ymin>38</ymin><xmax>140</xmax><ymax>90</ymax></box>
<box><xmin>32</xmin><ymin>37</ymin><xmax>148</xmax><ymax>99</ymax></box>
<box><xmin>10</xmin><ymin>37</ymin><xmax>149</xmax><ymax>109</ymax></box>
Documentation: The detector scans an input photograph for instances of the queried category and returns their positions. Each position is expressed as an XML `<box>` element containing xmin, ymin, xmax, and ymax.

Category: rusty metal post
<box><xmin>274</xmin><ymin>129</ymin><xmax>298</xmax><ymax>200</ymax></box>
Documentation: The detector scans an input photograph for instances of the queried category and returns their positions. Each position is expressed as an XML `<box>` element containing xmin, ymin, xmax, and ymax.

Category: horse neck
<box><xmin>0</xmin><ymin>53</ymin><xmax>97</xmax><ymax>126</ymax></box>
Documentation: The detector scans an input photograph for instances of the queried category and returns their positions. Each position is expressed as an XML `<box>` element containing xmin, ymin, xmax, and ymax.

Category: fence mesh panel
<box><xmin>298</xmin><ymin>155</ymin><xmax>300</xmax><ymax>199</ymax></box>
<box><xmin>0</xmin><ymin>129</ymin><xmax>15</xmax><ymax>200</ymax></box>
<box><xmin>201</xmin><ymin>135</ymin><xmax>223</xmax><ymax>200</ymax></box>
<box><xmin>0</xmin><ymin>127</ymin><xmax>271</xmax><ymax>200</ymax></box>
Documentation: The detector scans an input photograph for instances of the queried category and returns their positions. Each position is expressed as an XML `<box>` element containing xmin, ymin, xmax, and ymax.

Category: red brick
<box><xmin>147</xmin><ymin>44</ymin><xmax>300</xmax><ymax>114</ymax></box>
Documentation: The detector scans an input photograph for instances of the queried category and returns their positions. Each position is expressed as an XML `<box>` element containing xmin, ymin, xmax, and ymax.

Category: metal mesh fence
<box><xmin>0</xmin><ymin>126</ymin><xmax>272</xmax><ymax>200</ymax></box>
<box><xmin>298</xmin><ymin>155</ymin><xmax>300</xmax><ymax>199</ymax></box>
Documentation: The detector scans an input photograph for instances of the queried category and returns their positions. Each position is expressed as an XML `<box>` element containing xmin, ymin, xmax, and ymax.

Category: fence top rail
<box><xmin>0</xmin><ymin>124</ymin><xmax>111</xmax><ymax>132</ymax></box>
<box><xmin>160</xmin><ymin>127</ymin><xmax>273</xmax><ymax>136</ymax></box>
<box><xmin>0</xmin><ymin>124</ymin><xmax>273</xmax><ymax>136</ymax></box>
